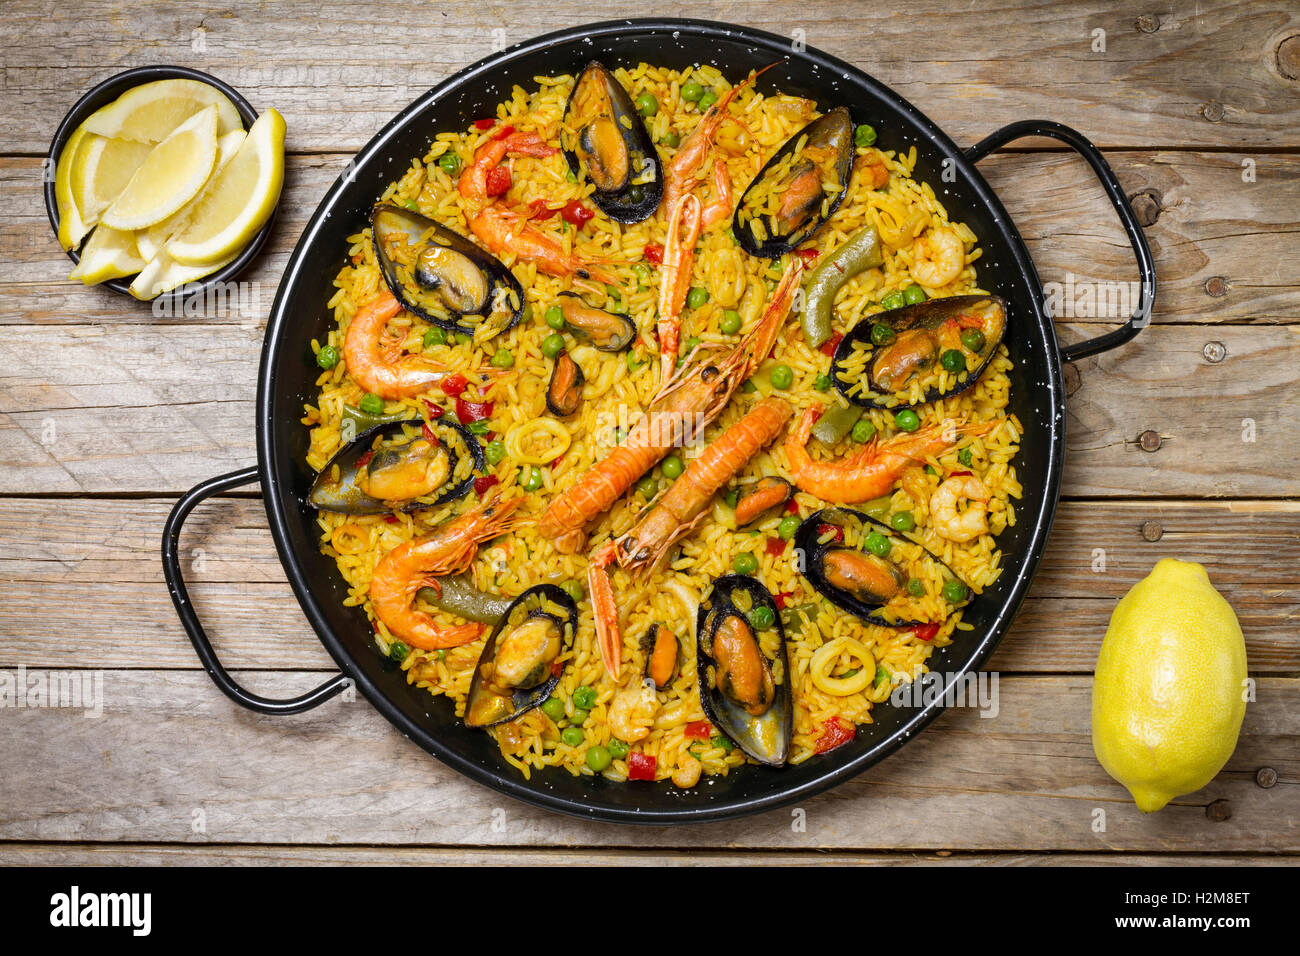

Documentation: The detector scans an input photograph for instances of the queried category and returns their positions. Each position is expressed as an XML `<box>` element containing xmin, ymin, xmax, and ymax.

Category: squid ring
<box><xmin>809</xmin><ymin>636</ymin><xmax>875</xmax><ymax>697</ymax></box>
<box><xmin>505</xmin><ymin>418</ymin><xmax>571</xmax><ymax>465</ymax></box>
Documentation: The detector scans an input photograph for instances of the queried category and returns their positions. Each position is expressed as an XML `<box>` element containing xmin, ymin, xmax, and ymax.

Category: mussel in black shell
<box><xmin>732</xmin><ymin>477</ymin><xmax>794</xmax><ymax>527</ymax></box>
<box><xmin>307</xmin><ymin>418</ymin><xmax>484</xmax><ymax>515</ymax></box>
<box><xmin>696</xmin><ymin>575</ymin><xmax>792</xmax><ymax>766</ymax></box>
<box><xmin>562</xmin><ymin>61</ymin><xmax>663</xmax><ymax>223</ymax></box>
<box><xmin>555</xmin><ymin>292</ymin><xmax>636</xmax><ymax>352</ymax></box>
<box><xmin>640</xmin><ymin>623</ymin><xmax>679</xmax><ymax>691</ymax></box>
<box><xmin>371</xmin><ymin>203</ymin><xmax>524</xmax><ymax>338</ymax></box>
<box><xmin>545</xmin><ymin>350</ymin><xmax>585</xmax><ymax>417</ymax></box>
<box><xmin>465</xmin><ymin>584</ymin><xmax>578</xmax><ymax>728</ymax></box>
<box><xmin>795</xmin><ymin>508</ymin><xmax>974</xmax><ymax>626</ymax></box>
<box><xmin>733</xmin><ymin>106</ymin><xmax>854</xmax><ymax>258</ymax></box>
<box><xmin>831</xmin><ymin>295</ymin><xmax>1008</xmax><ymax>409</ymax></box>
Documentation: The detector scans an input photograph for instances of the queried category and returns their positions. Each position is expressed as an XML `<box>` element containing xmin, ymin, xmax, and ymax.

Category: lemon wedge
<box><xmin>80</xmin><ymin>78</ymin><xmax>242</xmax><ymax>144</ymax></box>
<box><xmin>165</xmin><ymin>108</ymin><xmax>284</xmax><ymax>266</ymax></box>
<box><xmin>142</xmin><ymin>128</ymin><xmax>247</xmax><ymax>256</ymax></box>
<box><xmin>129</xmin><ymin>248</ymin><xmax>237</xmax><ymax>300</ymax></box>
<box><xmin>68</xmin><ymin>132</ymin><xmax>154</xmax><ymax>225</ymax></box>
<box><xmin>54</xmin><ymin>126</ymin><xmax>92</xmax><ymax>250</ymax></box>
<box><xmin>101</xmin><ymin>106</ymin><xmax>219</xmax><ymax>231</ymax></box>
<box><xmin>68</xmin><ymin>225</ymin><xmax>146</xmax><ymax>285</ymax></box>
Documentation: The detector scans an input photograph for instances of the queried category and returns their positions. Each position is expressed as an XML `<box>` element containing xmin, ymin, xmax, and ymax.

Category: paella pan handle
<box><xmin>161</xmin><ymin>467</ymin><xmax>351</xmax><ymax>715</ymax></box>
<box><xmin>964</xmin><ymin>119</ymin><xmax>1156</xmax><ymax>363</ymax></box>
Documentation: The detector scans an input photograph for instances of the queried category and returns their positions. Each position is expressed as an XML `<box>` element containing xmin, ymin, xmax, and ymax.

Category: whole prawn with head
<box><xmin>534</xmin><ymin>259</ymin><xmax>804</xmax><ymax>556</ymax></box>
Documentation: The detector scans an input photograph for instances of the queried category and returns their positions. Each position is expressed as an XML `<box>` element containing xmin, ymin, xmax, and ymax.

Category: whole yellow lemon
<box><xmin>1091</xmin><ymin>558</ymin><xmax>1247</xmax><ymax>812</ymax></box>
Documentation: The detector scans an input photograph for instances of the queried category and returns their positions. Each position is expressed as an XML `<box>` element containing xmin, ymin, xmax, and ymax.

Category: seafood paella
<box><xmin>301</xmin><ymin>60</ymin><xmax>1022</xmax><ymax>786</ymax></box>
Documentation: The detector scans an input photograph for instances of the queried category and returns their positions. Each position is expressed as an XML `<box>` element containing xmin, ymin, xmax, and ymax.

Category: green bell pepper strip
<box><xmin>416</xmin><ymin>574</ymin><xmax>512</xmax><ymax>625</ymax></box>
<box><xmin>800</xmin><ymin>225</ymin><xmax>883</xmax><ymax>348</ymax></box>
<box><xmin>810</xmin><ymin>402</ymin><xmax>864</xmax><ymax>446</ymax></box>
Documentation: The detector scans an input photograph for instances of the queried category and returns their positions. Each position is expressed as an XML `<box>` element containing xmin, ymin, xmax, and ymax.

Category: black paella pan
<box><xmin>162</xmin><ymin>18</ymin><xmax>1154</xmax><ymax>824</ymax></box>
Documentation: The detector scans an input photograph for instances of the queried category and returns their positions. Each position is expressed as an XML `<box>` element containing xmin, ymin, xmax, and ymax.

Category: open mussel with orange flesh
<box><xmin>555</xmin><ymin>292</ymin><xmax>636</xmax><ymax>352</ymax></box>
<box><xmin>733</xmin><ymin>106</ymin><xmax>854</xmax><ymax>258</ymax></box>
<box><xmin>371</xmin><ymin>203</ymin><xmax>524</xmax><ymax>338</ymax></box>
<box><xmin>545</xmin><ymin>351</ymin><xmax>585</xmax><ymax>417</ymax></box>
<box><xmin>640</xmin><ymin>623</ymin><xmax>680</xmax><ymax>690</ymax></box>
<box><xmin>695</xmin><ymin>575</ymin><xmax>792</xmax><ymax>766</ymax></box>
<box><xmin>307</xmin><ymin>419</ymin><xmax>484</xmax><ymax>515</ymax></box>
<box><xmin>465</xmin><ymin>584</ymin><xmax>578</xmax><ymax>728</ymax></box>
<box><xmin>732</xmin><ymin>477</ymin><xmax>794</xmax><ymax>527</ymax></box>
<box><xmin>562</xmin><ymin>61</ymin><xmax>663</xmax><ymax>223</ymax></box>
<box><xmin>831</xmin><ymin>295</ymin><xmax>1008</xmax><ymax>409</ymax></box>
<box><xmin>795</xmin><ymin>508</ymin><xmax>974</xmax><ymax>626</ymax></box>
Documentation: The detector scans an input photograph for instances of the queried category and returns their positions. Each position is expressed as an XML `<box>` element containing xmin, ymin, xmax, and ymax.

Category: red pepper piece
<box><xmin>774</xmin><ymin>591</ymin><xmax>794</xmax><ymax>610</ymax></box>
<box><xmin>627</xmin><ymin>752</ymin><xmax>657</xmax><ymax>781</ymax></box>
<box><xmin>785</xmin><ymin>498</ymin><xmax>801</xmax><ymax>515</ymax></box>
<box><xmin>911</xmin><ymin>622</ymin><xmax>941</xmax><ymax>641</ymax></box>
<box><xmin>528</xmin><ymin>199</ymin><xmax>556</xmax><ymax>221</ymax></box>
<box><xmin>384</xmin><ymin>514</ymin><xmax>399</xmax><ymax>524</ymax></box>
<box><xmin>794</xmin><ymin>247</ymin><xmax>820</xmax><ymax>263</ymax></box>
<box><xmin>684</xmin><ymin>721</ymin><xmax>712</xmax><ymax>740</ymax></box>
<box><xmin>949</xmin><ymin>469</ymin><xmax>973</xmax><ymax>477</ymax></box>
<box><xmin>820</xmin><ymin>331</ymin><xmax>844</xmax><ymax>357</ymax></box>
<box><xmin>456</xmin><ymin>397</ymin><xmax>494</xmax><ymax>423</ymax></box>
<box><xmin>474</xmin><ymin>475</ymin><xmax>499</xmax><ymax>496</ymax></box>
<box><xmin>561</xmin><ymin>199</ymin><xmax>594</xmax><ymax>228</ymax></box>
<box><xmin>815</xmin><ymin>717</ymin><xmax>856</xmax><ymax>754</ymax></box>
<box><xmin>817</xmin><ymin>523</ymin><xmax>845</xmax><ymax>543</ymax></box>
<box><xmin>485</xmin><ymin>166</ymin><xmax>512</xmax><ymax>196</ymax></box>
<box><xmin>473</xmin><ymin>118</ymin><xmax>496</xmax><ymax>131</ymax></box>
<box><xmin>421</xmin><ymin>423</ymin><xmax>439</xmax><ymax>444</ymax></box>
<box><xmin>423</xmin><ymin>400</ymin><xmax>445</xmax><ymax>419</ymax></box>
<box><xmin>441</xmin><ymin>374</ymin><xmax>468</xmax><ymax>397</ymax></box>
<box><xmin>766</xmin><ymin>537</ymin><xmax>786</xmax><ymax>556</ymax></box>
<box><xmin>643</xmin><ymin>243</ymin><xmax>664</xmax><ymax>265</ymax></box>
<box><xmin>356</xmin><ymin>450</ymin><xmax>373</xmax><ymax>469</ymax></box>
<box><xmin>491</xmin><ymin>124</ymin><xmax>516</xmax><ymax>140</ymax></box>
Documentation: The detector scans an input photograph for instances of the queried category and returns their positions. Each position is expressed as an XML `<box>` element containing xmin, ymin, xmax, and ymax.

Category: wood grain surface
<box><xmin>1</xmin><ymin>0</ymin><xmax>1297</xmax><ymax>865</ymax></box>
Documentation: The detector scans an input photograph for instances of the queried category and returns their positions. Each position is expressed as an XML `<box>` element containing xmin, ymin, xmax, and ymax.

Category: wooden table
<box><xmin>2</xmin><ymin>0</ymin><xmax>1296</xmax><ymax>866</ymax></box>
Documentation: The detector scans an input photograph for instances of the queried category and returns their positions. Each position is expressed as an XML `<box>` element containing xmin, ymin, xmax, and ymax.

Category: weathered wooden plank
<box><xmin>1</xmin><ymin>323</ymin><xmax>1296</xmax><ymax>496</ymax></box>
<box><xmin>1</xmin><ymin>844</ymin><xmax>1290</xmax><ymax>866</ymax></box>
<box><xmin>3</xmin><ymin>1</ymin><xmax>1298</xmax><ymax>153</ymax></box>
<box><xmin>0</xmin><ymin>671</ymin><xmax>1293</xmax><ymax>849</ymax></box>
<box><xmin>5</xmin><ymin>147</ymin><xmax>1298</xmax><ymax>327</ymax></box>
<box><xmin>1</xmin><ymin>498</ymin><xmax>1296</xmax><ymax>673</ymax></box>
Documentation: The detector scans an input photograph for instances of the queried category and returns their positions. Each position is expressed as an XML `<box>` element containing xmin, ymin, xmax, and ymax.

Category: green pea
<box><xmin>388</xmin><ymin>641</ymin><xmax>409</xmax><ymax>661</ymax></box>
<box><xmin>484</xmin><ymin>440</ymin><xmax>506</xmax><ymax>465</ymax></box>
<box><xmin>561</xmin><ymin>579</ymin><xmax>585</xmax><ymax>603</ymax></box>
<box><xmin>490</xmin><ymin>348</ymin><xmax>515</xmax><ymax>369</ymax></box>
<box><xmin>874</xmin><ymin>664</ymin><xmax>891</xmax><ymax>688</ymax></box>
<box><xmin>902</xmin><ymin>284</ymin><xmax>927</xmax><ymax>305</ymax></box>
<box><xmin>958</xmin><ymin>447</ymin><xmax>973</xmax><ymax>467</ymax></box>
<box><xmin>865</xmin><ymin>530</ymin><xmax>891</xmax><ymax>557</ymax></box>
<box><xmin>814</xmin><ymin>373</ymin><xmax>832</xmax><ymax>392</ymax></box>
<box><xmin>634</xmin><ymin>92</ymin><xmax>658</xmax><ymax>117</ymax></box>
<box><xmin>401</xmin><ymin>198</ymin><xmax>419</xmax><ymax>211</ymax></box>
<box><xmin>881</xmin><ymin>291</ymin><xmax>906</xmax><ymax>311</ymax></box>
<box><xmin>870</xmin><ymin>323</ymin><xmax>896</xmax><ymax>347</ymax></box>
<box><xmin>748</xmin><ymin>605</ymin><xmax>775</xmax><ymax>629</ymax></box>
<box><xmin>687</xmin><ymin>287</ymin><xmax>710</xmax><ymax>309</ymax></box>
<box><xmin>851</xmin><ymin>418</ymin><xmax>876</xmax><ymax>443</ymax></box>
<box><xmin>359</xmin><ymin>393</ymin><xmax>384</xmax><ymax>416</ymax></box>
<box><xmin>961</xmin><ymin>328</ymin><xmax>986</xmax><ymax>352</ymax></box>
<box><xmin>769</xmin><ymin>364</ymin><xmax>794</xmax><ymax>390</ymax></box>
<box><xmin>522</xmin><ymin>465</ymin><xmax>543</xmax><ymax>492</ymax></box>
<box><xmin>570</xmin><ymin>708</ymin><xmax>589</xmax><ymax>726</ymax></box>
<box><xmin>561</xmin><ymin>727</ymin><xmax>584</xmax><ymax>747</ymax></box>
<box><xmin>625</xmin><ymin>350</ymin><xmax>642</xmax><ymax>374</ymax></box>
<box><xmin>684</xmin><ymin>336</ymin><xmax>702</xmax><ymax>355</ymax></box>
<box><xmin>681</xmin><ymin>81</ymin><xmax>705</xmax><ymax>102</ymax></box>
<box><xmin>544</xmin><ymin>305</ymin><xmax>565</xmax><ymax>330</ymax></box>
<box><xmin>423</xmin><ymin>327</ymin><xmax>446</xmax><ymax>349</ymax></box>
<box><xmin>437</xmin><ymin>152</ymin><xmax>461</xmax><ymax>176</ymax></box>
<box><xmin>720</xmin><ymin>309</ymin><xmax>742</xmax><ymax>334</ymax></box>
<box><xmin>607</xmin><ymin>738</ymin><xmax>630</xmax><ymax>760</ymax></box>
<box><xmin>741</xmin><ymin>378</ymin><xmax>757</xmax><ymax>393</ymax></box>
<box><xmin>894</xmin><ymin>409</ymin><xmax>921</xmax><ymax>432</ymax></box>
<box><xmin>585</xmin><ymin>745</ymin><xmax>612</xmax><ymax>772</ymax></box>
<box><xmin>907</xmin><ymin>578</ymin><xmax>926</xmax><ymax>598</ymax></box>
<box><xmin>778</xmin><ymin>515</ymin><xmax>800</xmax><ymax>540</ymax></box>
<box><xmin>733</xmin><ymin>551</ymin><xmax>759</xmax><ymax>575</ymax></box>
<box><xmin>855</xmin><ymin>124</ymin><xmax>877</xmax><ymax>148</ymax></box>
<box><xmin>710</xmin><ymin>733</ymin><xmax>734</xmax><ymax>753</ymax></box>
<box><xmin>316</xmin><ymin>344</ymin><xmax>339</xmax><ymax>370</ymax></box>
<box><xmin>541</xmin><ymin>696</ymin><xmax>566</xmax><ymax>722</ymax></box>
<box><xmin>573</xmin><ymin>685</ymin><xmax>597</xmax><ymax>710</ymax></box>
<box><xmin>632</xmin><ymin>262</ymin><xmax>652</xmax><ymax>288</ymax></box>
<box><xmin>541</xmin><ymin>333</ymin><xmax>566</xmax><ymax>358</ymax></box>
<box><xmin>661</xmin><ymin>131</ymin><xmax>680</xmax><ymax>148</ymax></box>
<box><xmin>698</xmin><ymin>90</ymin><xmax>718</xmax><ymax>110</ymax></box>
<box><xmin>940</xmin><ymin>349</ymin><xmax>967</xmax><ymax>373</ymax></box>
<box><xmin>943</xmin><ymin>579</ymin><xmax>969</xmax><ymax>604</ymax></box>
<box><xmin>636</xmin><ymin>475</ymin><xmax>658</xmax><ymax>499</ymax></box>
<box><xmin>890</xmin><ymin>511</ymin><xmax>915</xmax><ymax>532</ymax></box>
<box><xmin>661</xmin><ymin>455</ymin><xmax>684</xmax><ymax>479</ymax></box>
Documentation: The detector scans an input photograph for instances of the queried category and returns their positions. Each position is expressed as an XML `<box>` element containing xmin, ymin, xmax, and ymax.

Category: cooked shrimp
<box><xmin>368</xmin><ymin>494</ymin><xmax>522</xmax><ymax>650</ymax></box>
<box><xmin>467</xmin><ymin>204</ymin><xmax>617</xmax><ymax>285</ymax></box>
<box><xmin>457</xmin><ymin>129</ymin><xmax>557</xmax><ymax>206</ymax></box>
<box><xmin>607</xmin><ymin>682</ymin><xmax>657</xmax><ymax>743</ymax></box>
<box><xmin>784</xmin><ymin>403</ymin><xmax>992</xmax><ymax>504</ymax></box>
<box><xmin>672</xmin><ymin>754</ymin><xmax>703</xmax><ymax>788</ymax></box>
<box><xmin>910</xmin><ymin>227</ymin><xmax>965</xmax><ymax>288</ymax></box>
<box><xmin>656</xmin><ymin>194</ymin><xmax>703</xmax><ymax>380</ymax></box>
<box><xmin>343</xmin><ymin>289</ymin><xmax>450</xmax><ymax>400</ymax></box>
<box><xmin>930</xmin><ymin>475</ymin><xmax>990</xmax><ymax>542</ymax></box>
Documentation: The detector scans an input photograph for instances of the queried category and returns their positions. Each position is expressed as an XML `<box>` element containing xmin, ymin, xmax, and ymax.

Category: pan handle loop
<box><xmin>964</xmin><ymin>120</ymin><xmax>1156</xmax><ymax>363</ymax></box>
<box><xmin>161</xmin><ymin>467</ymin><xmax>351</xmax><ymax>715</ymax></box>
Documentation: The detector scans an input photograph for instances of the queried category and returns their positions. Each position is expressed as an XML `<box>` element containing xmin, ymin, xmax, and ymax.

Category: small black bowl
<box><xmin>44</xmin><ymin>65</ymin><xmax>277</xmax><ymax>304</ymax></box>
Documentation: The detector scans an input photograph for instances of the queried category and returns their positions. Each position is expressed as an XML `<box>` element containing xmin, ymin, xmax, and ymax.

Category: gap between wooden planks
<box><xmin>0</xmin><ymin>671</ymin><xmax>1293</xmax><ymax>851</ymax></box>
<box><xmin>4</xmin><ymin>150</ymin><xmax>1297</xmax><ymax>325</ymax></box>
